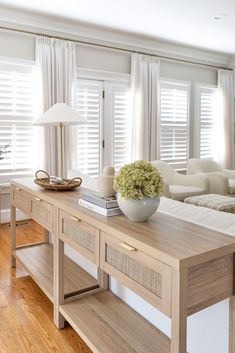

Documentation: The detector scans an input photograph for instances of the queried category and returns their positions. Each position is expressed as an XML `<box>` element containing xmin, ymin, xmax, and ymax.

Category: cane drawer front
<box><xmin>31</xmin><ymin>197</ymin><xmax>54</xmax><ymax>232</ymax></box>
<box><xmin>59</xmin><ymin>210</ymin><xmax>99</xmax><ymax>265</ymax></box>
<box><xmin>100</xmin><ymin>232</ymin><xmax>172</xmax><ymax>317</ymax></box>
<box><xmin>12</xmin><ymin>185</ymin><xmax>31</xmax><ymax>216</ymax></box>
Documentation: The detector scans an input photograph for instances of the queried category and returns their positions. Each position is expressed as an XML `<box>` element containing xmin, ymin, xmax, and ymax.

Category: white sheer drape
<box><xmin>218</xmin><ymin>69</ymin><xmax>234</xmax><ymax>168</ymax></box>
<box><xmin>36</xmin><ymin>36</ymin><xmax>76</xmax><ymax>176</ymax></box>
<box><xmin>131</xmin><ymin>53</ymin><xmax>160</xmax><ymax>161</ymax></box>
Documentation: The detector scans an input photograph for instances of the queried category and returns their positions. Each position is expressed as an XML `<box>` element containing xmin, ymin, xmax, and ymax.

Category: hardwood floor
<box><xmin>0</xmin><ymin>220</ymin><xmax>92</xmax><ymax>353</ymax></box>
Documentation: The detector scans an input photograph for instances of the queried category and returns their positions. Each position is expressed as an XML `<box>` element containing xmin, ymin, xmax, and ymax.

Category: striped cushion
<box><xmin>184</xmin><ymin>194</ymin><xmax>235</xmax><ymax>213</ymax></box>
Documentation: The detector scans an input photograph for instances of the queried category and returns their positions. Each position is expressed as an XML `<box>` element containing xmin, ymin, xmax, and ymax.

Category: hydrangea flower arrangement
<box><xmin>114</xmin><ymin>160</ymin><xmax>163</xmax><ymax>200</ymax></box>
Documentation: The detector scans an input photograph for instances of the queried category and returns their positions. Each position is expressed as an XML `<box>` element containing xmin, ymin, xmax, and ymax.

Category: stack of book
<box><xmin>78</xmin><ymin>192</ymin><xmax>122</xmax><ymax>216</ymax></box>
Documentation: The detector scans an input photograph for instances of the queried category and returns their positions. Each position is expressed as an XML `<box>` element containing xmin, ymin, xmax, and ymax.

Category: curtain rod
<box><xmin>0</xmin><ymin>24</ymin><xmax>233</xmax><ymax>71</ymax></box>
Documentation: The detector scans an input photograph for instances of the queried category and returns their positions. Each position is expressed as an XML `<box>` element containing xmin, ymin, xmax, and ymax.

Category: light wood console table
<box><xmin>11</xmin><ymin>178</ymin><xmax>235</xmax><ymax>353</ymax></box>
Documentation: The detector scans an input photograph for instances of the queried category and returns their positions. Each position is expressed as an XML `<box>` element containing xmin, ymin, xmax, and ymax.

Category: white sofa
<box><xmin>70</xmin><ymin>163</ymin><xmax>210</xmax><ymax>202</ymax></box>
<box><xmin>151</xmin><ymin>160</ymin><xmax>209</xmax><ymax>201</ymax></box>
<box><xmin>68</xmin><ymin>161</ymin><xmax>209</xmax><ymax>201</ymax></box>
<box><xmin>187</xmin><ymin>159</ymin><xmax>235</xmax><ymax>195</ymax></box>
<box><xmin>160</xmin><ymin>196</ymin><xmax>235</xmax><ymax>235</ymax></box>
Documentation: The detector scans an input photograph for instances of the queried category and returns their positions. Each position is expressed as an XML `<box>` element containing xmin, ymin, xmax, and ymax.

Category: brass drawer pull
<box><xmin>121</xmin><ymin>242</ymin><xmax>136</xmax><ymax>252</ymax></box>
<box><xmin>15</xmin><ymin>187</ymin><xmax>21</xmax><ymax>191</ymax></box>
<box><xmin>35</xmin><ymin>197</ymin><xmax>42</xmax><ymax>202</ymax></box>
<box><xmin>70</xmin><ymin>215</ymin><xmax>81</xmax><ymax>222</ymax></box>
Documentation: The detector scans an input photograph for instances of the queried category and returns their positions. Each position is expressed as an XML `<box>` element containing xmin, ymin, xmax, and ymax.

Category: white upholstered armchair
<box><xmin>187</xmin><ymin>159</ymin><xmax>233</xmax><ymax>195</ymax></box>
<box><xmin>151</xmin><ymin>160</ymin><xmax>209</xmax><ymax>201</ymax></box>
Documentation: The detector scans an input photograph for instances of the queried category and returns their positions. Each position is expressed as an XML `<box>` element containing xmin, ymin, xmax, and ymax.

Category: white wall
<box><xmin>160</xmin><ymin>60</ymin><xmax>217</xmax><ymax>84</ymax></box>
<box><xmin>0</xmin><ymin>29</ymin><xmax>228</xmax><ymax>353</ymax></box>
<box><xmin>77</xmin><ymin>44</ymin><xmax>130</xmax><ymax>73</ymax></box>
<box><xmin>0</xmin><ymin>30</ymin><xmax>34</xmax><ymax>60</ymax></box>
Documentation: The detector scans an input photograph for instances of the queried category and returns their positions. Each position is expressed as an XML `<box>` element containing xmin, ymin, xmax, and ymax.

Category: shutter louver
<box><xmin>0</xmin><ymin>62</ymin><xmax>36</xmax><ymax>174</ymax></box>
<box><xmin>75</xmin><ymin>80</ymin><xmax>103</xmax><ymax>177</ymax></box>
<box><xmin>112</xmin><ymin>86</ymin><xmax>130</xmax><ymax>171</ymax></box>
<box><xmin>160</xmin><ymin>81</ymin><xmax>190</xmax><ymax>170</ymax></box>
<box><xmin>198</xmin><ymin>86</ymin><xmax>218</xmax><ymax>159</ymax></box>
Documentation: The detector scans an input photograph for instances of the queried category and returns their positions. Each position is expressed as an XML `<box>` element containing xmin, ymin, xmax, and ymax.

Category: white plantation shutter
<box><xmin>75</xmin><ymin>77</ymin><xmax>131</xmax><ymax>176</ymax></box>
<box><xmin>196</xmin><ymin>85</ymin><xmax>218</xmax><ymax>159</ymax></box>
<box><xmin>160</xmin><ymin>80</ymin><xmax>190</xmax><ymax>169</ymax></box>
<box><xmin>111</xmin><ymin>85</ymin><xmax>130</xmax><ymax>170</ymax></box>
<box><xmin>75</xmin><ymin>80</ymin><xmax>103</xmax><ymax>177</ymax></box>
<box><xmin>0</xmin><ymin>61</ymin><xmax>36</xmax><ymax>174</ymax></box>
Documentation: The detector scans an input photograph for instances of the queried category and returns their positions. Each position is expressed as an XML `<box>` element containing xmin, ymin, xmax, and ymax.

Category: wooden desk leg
<box><xmin>44</xmin><ymin>229</ymin><xmax>49</xmax><ymax>243</ymax></box>
<box><xmin>54</xmin><ymin>208</ymin><xmax>64</xmax><ymax>329</ymax></box>
<box><xmin>54</xmin><ymin>237</ymin><xmax>64</xmax><ymax>328</ymax></box>
<box><xmin>171</xmin><ymin>268</ymin><xmax>188</xmax><ymax>353</ymax></box>
<box><xmin>97</xmin><ymin>268</ymin><xmax>109</xmax><ymax>290</ymax></box>
<box><xmin>10</xmin><ymin>205</ymin><xmax>16</xmax><ymax>267</ymax></box>
<box><xmin>229</xmin><ymin>296</ymin><xmax>235</xmax><ymax>353</ymax></box>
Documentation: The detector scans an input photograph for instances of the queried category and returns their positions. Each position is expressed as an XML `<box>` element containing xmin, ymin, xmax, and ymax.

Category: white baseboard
<box><xmin>0</xmin><ymin>208</ymin><xmax>27</xmax><ymax>224</ymax></box>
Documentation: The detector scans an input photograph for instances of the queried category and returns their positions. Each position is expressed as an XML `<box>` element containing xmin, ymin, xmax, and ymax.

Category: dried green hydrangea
<box><xmin>114</xmin><ymin>160</ymin><xmax>164</xmax><ymax>200</ymax></box>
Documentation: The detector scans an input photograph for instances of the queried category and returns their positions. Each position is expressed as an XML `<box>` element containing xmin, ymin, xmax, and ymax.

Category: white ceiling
<box><xmin>0</xmin><ymin>0</ymin><xmax>235</xmax><ymax>54</ymax></box>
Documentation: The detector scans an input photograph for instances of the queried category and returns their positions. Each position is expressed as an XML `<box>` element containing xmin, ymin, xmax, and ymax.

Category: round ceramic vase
<box><xmin>117</xmin><ymin>194</ymin><xmax>160</xmax><ymax>221</ymax></box>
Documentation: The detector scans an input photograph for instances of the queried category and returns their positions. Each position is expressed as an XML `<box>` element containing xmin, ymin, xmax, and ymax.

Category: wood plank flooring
<box><xmin>0</xmin><ymin>220</ymin><xmax>92</xmax><ymax>353</ymax></box>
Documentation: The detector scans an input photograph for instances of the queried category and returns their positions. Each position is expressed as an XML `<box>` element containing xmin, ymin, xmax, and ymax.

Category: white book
<box><xmin>78</xmin><ymin>199</ymin><xmax>122</xmax><ymax>217</ymax></box>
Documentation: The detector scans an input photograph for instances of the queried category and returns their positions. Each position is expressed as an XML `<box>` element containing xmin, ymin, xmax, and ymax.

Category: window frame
<box><xmin>159</xmin><ymin>78</ymin><xmax>191</xmax><ymax>171</ymax></box>
<box><xmin>76</xmin><ymin>68</ymin><xmax>131</xmax><ymax>176</ymax></box>
<box><xmin>194</xmin><ymin>82</ymin><xmax>218</xmax><ymax>159</ymax></box>
<box><xmin>75</xmin><ymin>78</ymin><xmax>104</xmax><ymax>176</ymax></box>
<box><xmin>0</xmin><ymin>57</ymin><xmax>37</xmax><ymax>184</ymax></box>
<box><xmin>103</xmin><ymin>80</ymin><xmax>131</xmax><ymax>168</ymax></box>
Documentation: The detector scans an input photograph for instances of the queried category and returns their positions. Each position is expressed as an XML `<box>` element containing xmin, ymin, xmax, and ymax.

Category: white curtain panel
<box><xmin>218</xmin><ymin>69</ymin><xmax>234</xmax><ymax>169</ymax></box>
<box><xmin>131</xmin><ymin>53</ymin><xmax>160</xmax><ymax>161</ymax></box>
<box><xmin>36</xmin><ymin>36</ymin><xmax>76</xmax><ymax>177</ymax></box>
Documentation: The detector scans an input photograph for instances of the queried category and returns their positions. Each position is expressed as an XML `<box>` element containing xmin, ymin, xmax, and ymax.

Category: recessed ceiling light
<box><xmin>214</xmin><ymin>14</ymin><xmax>227</xmax><ymax>20</ymax></box>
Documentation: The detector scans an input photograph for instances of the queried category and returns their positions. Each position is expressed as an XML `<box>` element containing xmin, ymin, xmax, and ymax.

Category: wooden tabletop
<box><xmin>12</xmin><ymin>178</ymin><xmax>235</xmax><ymax>269</ymax></box>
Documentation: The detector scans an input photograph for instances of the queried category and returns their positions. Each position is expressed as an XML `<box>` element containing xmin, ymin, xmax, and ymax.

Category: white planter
<box><xmin>117</xmin><ymin>194</ymin><xmax>160</xmax><ymax>221</ymax></box>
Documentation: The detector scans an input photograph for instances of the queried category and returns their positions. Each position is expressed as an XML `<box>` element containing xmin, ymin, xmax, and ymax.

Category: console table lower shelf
<box><xmin>60</xmin><ymin>290</ymin><xmax>170</xmax><ymax>353</ymax></box>
<box><xmin>15</xmin><ymin>243</ymin><xmax>98</xmax><ymax>302</ymax></box>
<box><xmin>16</xmin><ymin>243</ymin><xmax>171</xmax><ymax>353</ymax></box>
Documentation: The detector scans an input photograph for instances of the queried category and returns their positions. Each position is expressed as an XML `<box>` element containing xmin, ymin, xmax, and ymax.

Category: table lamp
<box><xmin>33</xmin><ymin>103</ymin><xmax>87</xmax><ymax>178</ymax></box>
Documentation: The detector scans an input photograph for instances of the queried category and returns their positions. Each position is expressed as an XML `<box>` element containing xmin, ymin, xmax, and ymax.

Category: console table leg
<box><xmin>54</xmin><ymin>217</ymin><xmax>64</xmax><ymax>329</ymax></box>
<box><xmin>44</xmin><ymin>229</ymin><xmax>49</xmax><ymax>243</ymax></box>
<box><xmin>171</xmin><ymin>268</ymin><xmax>188</xmax><ymax>353</ymax></box>
<box><xmin>10</xmin><ymin>204</ymin><xmax>16</xmax><ymax>267</ymax></box>
<box><xmin>97</xmin><ymin>268</ymin><xmax>109</xmax><ymax>290</ymax></box>
<box><xmin>229</xmin><ymin>296</ymin><xmax>235</xmax><ymax>353</ymax></box>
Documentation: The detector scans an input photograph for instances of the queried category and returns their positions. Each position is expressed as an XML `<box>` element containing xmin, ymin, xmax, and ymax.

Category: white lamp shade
<box><xmin>33</xmin><ymin>103</ymin><xmax>87</xmax><ymax>126</ymax></box>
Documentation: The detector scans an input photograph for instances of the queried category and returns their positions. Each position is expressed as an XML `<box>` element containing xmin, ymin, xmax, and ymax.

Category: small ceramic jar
<box><xmin>97</xmin><ymin>166</ymin><xmax>116</xmax><ymax>198</ymax></box>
